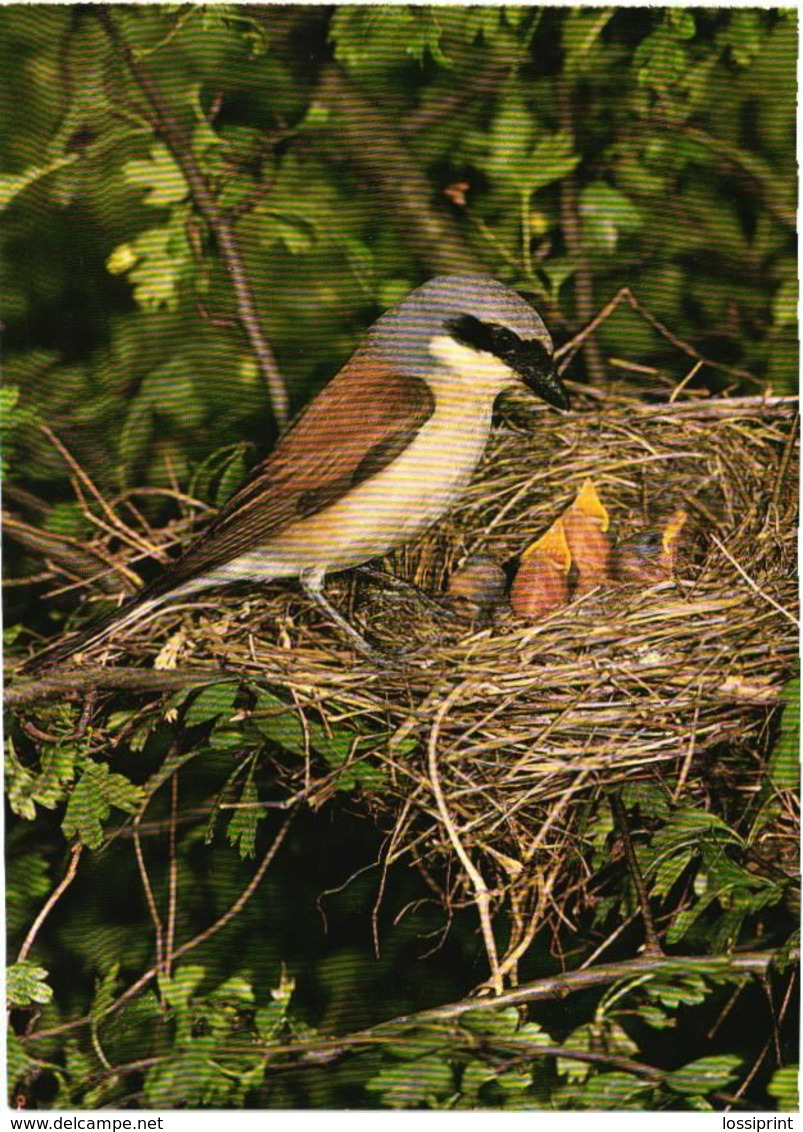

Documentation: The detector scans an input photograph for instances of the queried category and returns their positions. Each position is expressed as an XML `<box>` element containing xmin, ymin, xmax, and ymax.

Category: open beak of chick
<box><xmin>510</xmin><ymin>518</ymin><xmax>572</xmax><ymax>620</ymax></box>
<box><xmin>612</xmin><ymin>509</ymin><xmax>688</xmax><ymax>584</ymax></box>
<box><xmin>562</xmin><ymin>478</ymin><xmax>612</xmax><ymax>596</ymax></box>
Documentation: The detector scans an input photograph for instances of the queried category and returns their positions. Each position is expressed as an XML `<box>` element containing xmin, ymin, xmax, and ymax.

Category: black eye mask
<box><xmin>444</xmin><ymin>313</ymin><xmax>570</xmax><ymax>411</ymax></box>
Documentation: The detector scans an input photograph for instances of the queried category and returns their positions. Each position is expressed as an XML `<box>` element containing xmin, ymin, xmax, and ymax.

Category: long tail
<box><xmin>21</xmin><ymin>592</ymin><xmax>169</xmax><ymax>673</ymax></box>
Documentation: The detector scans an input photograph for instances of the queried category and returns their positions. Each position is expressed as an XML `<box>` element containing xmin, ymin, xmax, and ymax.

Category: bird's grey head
<box><xmin>368</xmin><ymin>274</ymin><xmax>570</xmax><ymax>411</ymax></box>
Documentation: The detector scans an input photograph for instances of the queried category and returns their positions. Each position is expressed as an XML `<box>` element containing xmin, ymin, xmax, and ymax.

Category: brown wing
<box><xmin>146</xmin><ymin>362</ymin><xmax>435</xmax><ymax>594</ymax></box>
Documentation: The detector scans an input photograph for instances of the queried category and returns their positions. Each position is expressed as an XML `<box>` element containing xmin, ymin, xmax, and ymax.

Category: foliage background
<box><xmin>2</xmin><ymin>4</ymin><xmax>798</xmax><ymax>1111</ymax></box>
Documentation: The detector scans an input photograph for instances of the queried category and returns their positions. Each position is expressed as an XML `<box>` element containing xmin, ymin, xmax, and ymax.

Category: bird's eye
<box><xmin>492</xmin><ymin>327</ymin><xmax>518</xmax><ymax>354</ymax></box>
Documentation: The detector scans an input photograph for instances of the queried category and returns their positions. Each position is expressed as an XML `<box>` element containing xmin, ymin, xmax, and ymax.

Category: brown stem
<box><xmin>4</xmin><ymin>666</ymin><xmax>238</xmax><ymax>707</ymax></box>
<box><xmin>401</xmin><ymin>60</ymin><xmax>510</xmax><ymax>137</ymax></box>
<box><xmin>316</xmin><ymin>63</ymin><xmax>484</xmax><ymax>277</ymax></box>
<box><xmin>24</xmin><ymin>813</ymin><xmax>295</xmax><ymax>1045</ymax></box>
<box><xmin>17</xmin><ymin>846</ymin><xmax>83</xmax><ymax>963</ymax></box>
<box><xmin>164</xmin><ymin>774</ymin><xmax>179</xmax><ymax>979</ymax></box>
<box><xmin>3</xmin><ymin>512</ymin><xmax>135</xmax><ymax>595</ymax></box>
<box><xmin>94</xmin><ymin>7</ymin><xmax>288</xmax><ymax>428</ymax></box>
<box><xmin>609</xmin><ymin>793</ymin><xmax>663</xmax><ymax>958</ymax></box>
<box><xmin>557</xmin><ymin>78</ymin><xmax>605</xmax><ymax>383</ymax></box>
<box><xmin>556</xmin><ymin>285</ymin><xmax>768</xmax><ymax>390</ymax></box>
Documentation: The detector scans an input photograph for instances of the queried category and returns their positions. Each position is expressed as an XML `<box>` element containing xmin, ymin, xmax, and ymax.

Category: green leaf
<box><xmin>6</xmin><ymin>738</ymin><xmax>39</xmax><ymax>821</ymax></box>
<box><xmin>576</xmin><ymin>1072</ymin><xmax>654</xmax><ymax>1107</ymax></box>
<box><xmin>634</xmin><ymin>21</ymin><xmax>690</xmax><ymax>95</ymax></box>
<box><xmin>0</xmin><ymin>154</ymin><xmax>79</xmax><ymax>211</ymax></box>
<box><xmin>773</xmin><ymin>279</ymin><xmax>798</xmax><ymax>330</ymax></box>
<box><xmin>562</xmin><ymin>8</ymin><xmax>615</xmax><ymax>77</ymax></box>
<box><xmin>521</xmin><ymin>131</ymin><xmax>580</xmax><ymax>195</ymax></box>
<box><xmin>646</xmin><ymin>974</ymin><xmax>709</xmax><ymax>1009</ymax></box>
<box><xmin>158</xmin><ymin>965</ymin><xmax>206</xmax><ymax>1014</ymax></box>
<box><xmin>252</xmin><ymin>691</ymin><xmax>306</xmax><ymax>753</ymax></box>
<box><xmin>107</xmin><ymin>213</ymin><xmax>192</xmax><ymax>311</ymax></box>
<box><xmin>7</xmin><ymin>961</ymin><xmax>54</xmax><ymax>1007</ymax></box>
<box><xmin>227</xmin><ymin>773</ymin><xmax>264</xmax><ymax>859</ymax></box>
<box><xmin>636</xmin><ymin>1003</ymin><xmax>675</xmax><ymax>1030</ymax></box>
<box><xmin>723</xmin><ymin>10</ymin><xmax>763</xmax><ymax>66</ymax></box>
<box><xmin>459</xmin><ymin>1058</ymin><xmax>499</xmax><ymax>1103</ymax></box>
<box><xmin>8</xmin><ymin>1032</ymin><xmax>43</xmax><ymax>1101</ymax></box>
<box><xmin>91</xmin><ymin>962</ymin><xmax>121</xmax><ymax>1021</ymax></box>
<box><xmin>144</xmin><ymin>1035</ymin><xmax>217</xmax><ymax>1107</ymax></box>
<box><xmin>260</xmin><ymin>210</ymin><xmax>317</xmax><ymax>255</ymax></box>
<box><xmin>123</xmin><ymin>144</ymin><xmax>187</xmax><ymax>207</ymax></box>
<box><xmin>770</xmin><ymin>676</ymin><xmax>800</xmax><ymax>789</ymax></box>
<box><xmin>460</xmin><ymin>1007</ymin><xmax>520</xmax><ymax>1037</ymax></box>
<box><xmin>330</xmin><ymin>8</ymin><xmax>449</xmax><ymax>69</ymax></box>
<box><xmin>366</xmin><ymin>1055</ymin><xmax>454</xmax><ymax>1108</ymax></box>
<box><xmin>665</xmin><ymin>1055</ymin><xmax>742</xmax><ymax>1095</ymax></box>
<box><xmin>580</xmin><ymin>182</ymin><xmax>642</xmax><ymax>252</ymax></box>
<box><xmin>768</xmin><ymin>1065</ymin><xmax>799</xmax><ymax>1111</ymax></box>
<box><xmin>62</xmin><ymin>762</ymin><xmax>144</xmax><ymax>849</ymax></box>
<box><xmin>185</xmin><ymin>683</ymin><xmax>239</xmax><ymax>727</ymax></box>
<box><xmin>667</xmin><ymin>10</ymin><xmax>696</xmax><ymax>39</ymax></box>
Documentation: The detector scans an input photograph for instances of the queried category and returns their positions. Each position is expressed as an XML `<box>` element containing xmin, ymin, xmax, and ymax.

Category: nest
<box><xmin>17</xmin><ymin>388</ymin><xmax>800</xmax><ymax>977</ymax></box>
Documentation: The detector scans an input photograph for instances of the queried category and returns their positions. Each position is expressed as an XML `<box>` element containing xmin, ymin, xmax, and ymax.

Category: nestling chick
<box><xmin>562</xmin><ymin>478</ymin><xmax>612</xmax><ymax>595</ymax></box>
<box><xmin>510</xmin><ymin>518</ymin><xmax>572</xmax><ymax>621</ymax></box>
<box><xmin>447</xmin><ymin>554</ymin><xmax>508</xmax><ymax>620</ymax></box>
<box><xmin>612</xmin><ymin>510</ymin><xmax>687</xmax><ymax>585</ymax></box>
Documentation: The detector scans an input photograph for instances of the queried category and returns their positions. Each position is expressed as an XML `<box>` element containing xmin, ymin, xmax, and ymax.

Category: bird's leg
<box><xmin>300</xmin><ymin>568</ymin><xmax>392</xmax><ymax>663</ymax></box>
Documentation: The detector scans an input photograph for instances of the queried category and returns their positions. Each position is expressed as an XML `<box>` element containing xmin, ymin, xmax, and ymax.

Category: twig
<box><xmin>315</xmin><ymin>63</ymin><xmax>484</xmax><ymax>277</ymax></box>
<box><xmin>17</xmin><ymin>845</ymin><xmax>83</xmax><ymax>963</ymax></box>
<box><xmin>557</xmin><ymin>78</ymin><xmax>604</xmax><ymax>383</ymax></box>
<box><xmin>3</xmin><ymin>512</ymin><xmax>136</xmax><ymax>595</ymax></box>
<box><xmin>770</xmin><ymin>411</ymin><xmax>799</xmax><ymax>514</ymax></box>
<box><xmin>94</xmin><ymin>7</ymin><xmax>288</xmax><ymax>428</ymax></box>
<box><xmin>726</xmin><ymin>968</ymin><xmax>797</xmax><ymax>1109</ymax></box>
<box><xmin>4</xmin><ymin>666</ymin><xmax>238</xmax><ymax>707</ymax></box>
<box><xmin>24</xmin><ymin>813</ymin><xmax>295</xmax><ymax>1044</ymax></box>
<box><xmin>164</xmin><ymin>774</ymin><xmax>179</xmax><ymax>979</ymax></box>
<box><xmin>40</xmin><ymin>425</ymin><xmax>162</xmax><ymax>566</ymax></box>
<box><xmin>132</xmin><ymin>816</ymin><xmax>164</xmax><ymax>974</ymax></box>
<box><xmin>609</xmin><ymin>793</ymin><xmax>663</xmax><ymax>958</ymax></box>
<box><xmin>556</xmin><ymin>286</ymin><xmax>767</xmax><ymax>389</ymax></box>
<box><xmin>428</xmin><ymin>685</ymin><xmax>503</xmax><ymax>994</ymax></box>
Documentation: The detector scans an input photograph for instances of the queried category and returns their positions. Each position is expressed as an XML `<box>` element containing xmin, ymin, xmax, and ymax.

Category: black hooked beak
<box><xmin>513</xmin><ymin>340</ymin><xmax>571</xmax><ymax>411</ymax></box>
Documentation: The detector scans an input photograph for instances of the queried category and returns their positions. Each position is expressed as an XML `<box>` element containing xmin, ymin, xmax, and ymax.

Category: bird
<box><xmin>26</xmin><ymin>274</ymin><xmax>570</xmax><ymax>669</ymax></box>
<box><xmin>447</xmin><ymin>553</ymin><xmax>508</xmax><ymax>622</ymax></box>
<box><xmin>510</xmin><ymin>517</ymin><xmax>572</xmax><ymax>621</ymax></box>
<box><xmin>561</xmin><ymin>478</ymin><xmax>612</xmax><ymax>596</ymax></box>
<box><xmin>611</xmin><ymin>510</ymin><xmax>688</xmax><ymax>586</ymax></box>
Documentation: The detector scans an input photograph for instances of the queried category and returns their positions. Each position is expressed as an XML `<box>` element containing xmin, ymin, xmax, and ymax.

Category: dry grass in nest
<box><xmin>14</xmin><ymin>388</ymin><xmax>799</xmax><ymax>979</ymax></box>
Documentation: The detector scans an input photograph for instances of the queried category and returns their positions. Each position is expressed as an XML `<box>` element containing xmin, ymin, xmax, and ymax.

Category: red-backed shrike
<box><xmin>30</xmin><ymin>274</ymin><xmax>569</xmax><ymax>665</ymax></box>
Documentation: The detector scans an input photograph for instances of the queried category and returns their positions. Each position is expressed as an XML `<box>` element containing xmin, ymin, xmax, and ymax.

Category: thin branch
<box><xmin>609</xmin><ymin>793</ymin><xmax>663</xmax><ymax>958</ymax></box>
<box><xmin>23</xmin><ymin>814</ymin><xmax>295</xmax><ymax>1045</ymax></box>
<box><xmin>428</xmin><ymin>684</ymin><xmax>503</xmax><ymax>994</ymax></box>
<box><xmin>557</xmin><ymin>77</ymin><xmax>605</xmax><ymax>383</ymax></box>
<box><xmin>95</xmin><ymin>7</ymin><xmax>288</xmax><ymax>428</ymax></box>
<box><xmin>556</xmin><ymin>286</ymin><xmax>769</xmax><ymax>390</ymax></box>
<box><xmin>164</xmin><ymin>774</ymin><xmax>179</xmax><ymax>980</ymax></box>
<box><xmin>132</xmin><ymin>816</ymin><xmax>164</xmax><ymax>974</ymax></box>
<box><xmin>3</xmin><ymin>512</ymin><xmax>135</xmax><ymax>595</ymax></box>
<box><xmin>4</xmin><ymin>666</ymin><xmax>238</xmax><ymax>707</ymax></box>
<box><xmin>17</xmin><ymin>846</ymin><xmax>83</xmax><ymax>963</ymax></box>
<box><xmin>315</xmin><ymin>63</ymin><xmax>484</xmax><ymax>277</ymax></box>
